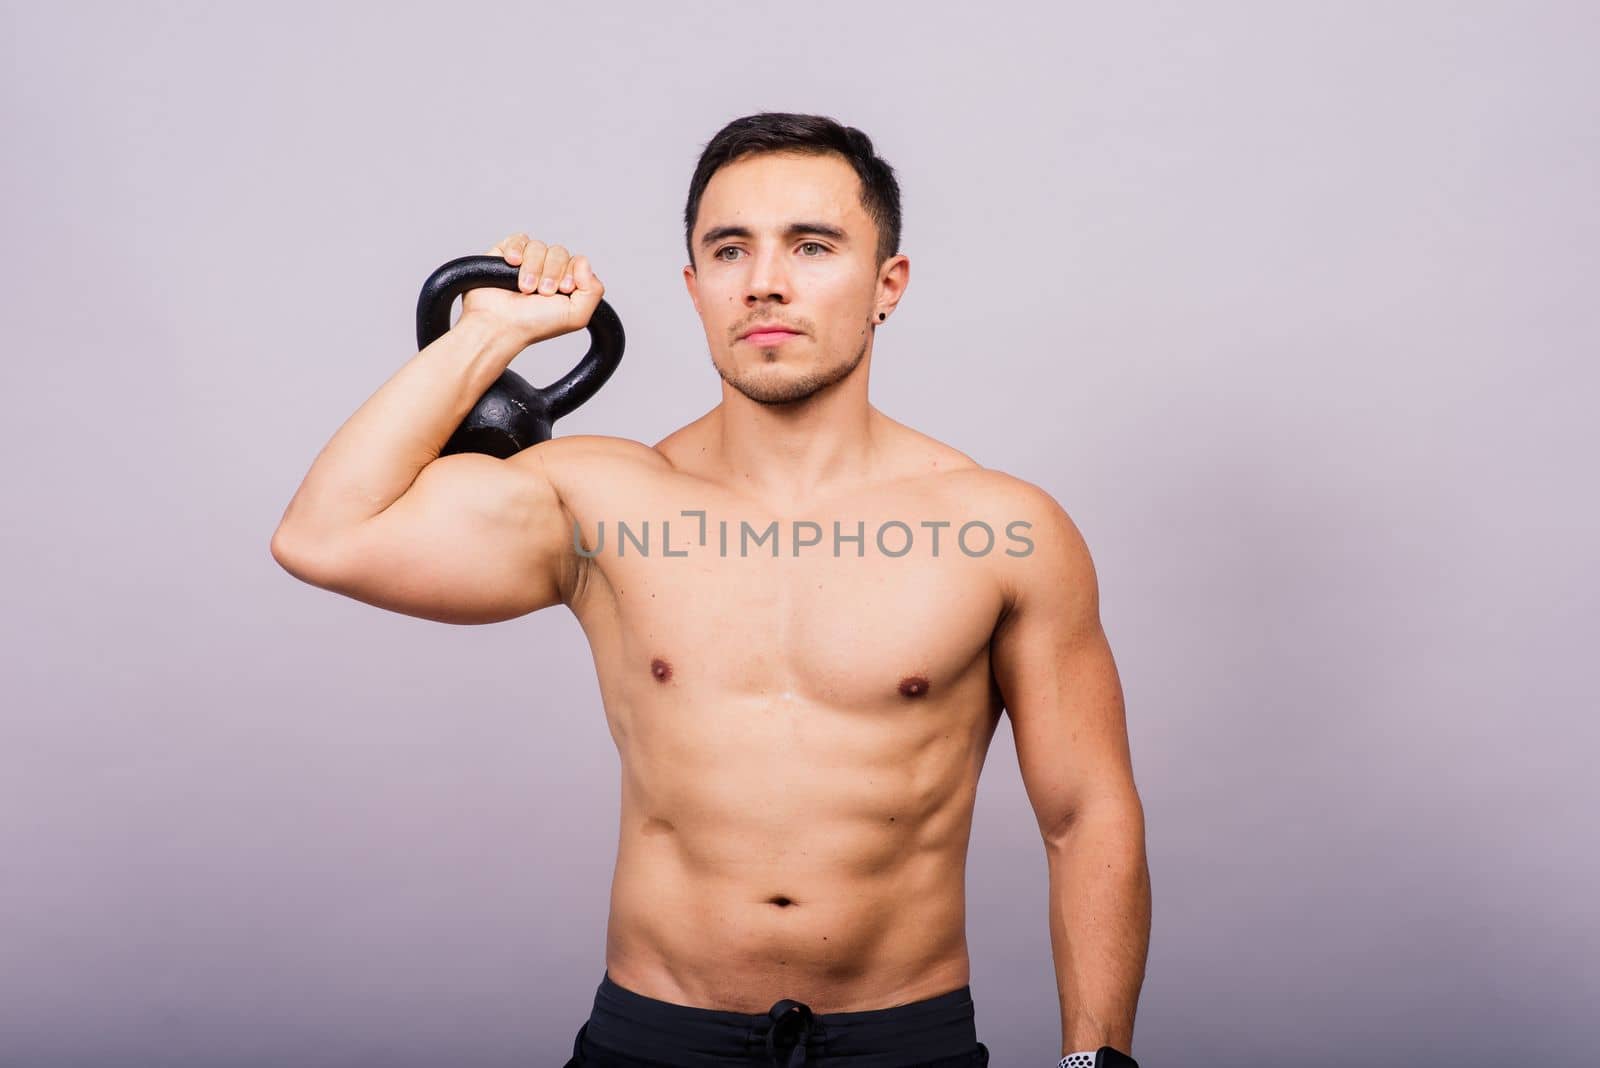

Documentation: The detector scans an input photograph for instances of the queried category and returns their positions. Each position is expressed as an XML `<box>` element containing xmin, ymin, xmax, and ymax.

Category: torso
<box><xmin>539</xmin><ymin>414</ymin><xmax>1022</xmax><ymax>1012</ymax></box>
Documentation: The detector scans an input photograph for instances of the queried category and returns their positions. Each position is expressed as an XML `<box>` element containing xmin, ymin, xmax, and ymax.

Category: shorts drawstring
<box><xmin>762</xmin><ymin>998</ymin><xmax>822</xmax><ymax>1067</ymax></box>
<box><xmin>572</xmin><ymin>972</ymin><xmax>979</xmax><ymax>1064</ymax></box>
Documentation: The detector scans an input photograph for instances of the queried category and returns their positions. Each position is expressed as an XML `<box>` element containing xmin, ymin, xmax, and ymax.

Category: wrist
<box><xmin>1058</xmin><ymin>1047</ymin><xmax>1138</xmax><ymax>1068</ymax></box>
<box><xmin>452</xmin><ymin>309</ymin><xmax>536</xmax><ymax>356</ymax></box>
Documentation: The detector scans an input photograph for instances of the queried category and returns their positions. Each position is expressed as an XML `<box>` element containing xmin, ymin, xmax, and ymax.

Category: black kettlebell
<box><xmin>416</xmin><ymin>255</ymin><xmax>625</xmax><ymax>458</ymax></box>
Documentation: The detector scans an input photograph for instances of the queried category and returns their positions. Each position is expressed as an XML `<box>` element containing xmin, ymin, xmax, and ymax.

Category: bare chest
<box><xmin>572</xmin><ymin>499</ymin><xmax>1012</xmax><ymax>708</ymax></box>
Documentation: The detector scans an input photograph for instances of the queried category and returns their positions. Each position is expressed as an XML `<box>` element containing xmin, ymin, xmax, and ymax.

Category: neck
<box><xmin>710</xmin><ymin>356</ymin><xmax>883</xmax><ymax>512</ymax></box>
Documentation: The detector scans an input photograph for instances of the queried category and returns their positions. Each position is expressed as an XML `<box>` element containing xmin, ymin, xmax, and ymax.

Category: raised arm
<box><xmin>270</xmin><ymin>234</ymin><xmax>605</xmax><ymax>623</ymax></box>
<box><xmin>272</xmin><ymin>443</ymin><xmax>581</xmax><ymax>624</ymax></box>
<box><xmin>990</xmin><ymin>480</ymin><xmax>1151</xmax><ymax>1059</ymax></box>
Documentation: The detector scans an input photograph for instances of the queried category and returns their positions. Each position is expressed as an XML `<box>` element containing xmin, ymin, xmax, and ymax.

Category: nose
<box><xmin>744</xmin><ymin>244</ymin><xmax>791</xmax><ymax>305</ymax></box>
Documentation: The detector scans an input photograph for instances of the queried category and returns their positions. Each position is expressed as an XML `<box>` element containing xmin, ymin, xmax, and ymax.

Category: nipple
<box><xmin>898</xmin><ymin>675</ymin><xmax>930</xmax><ymax>698</ymax></box>
<box><xmin>650</xmin><ymin>657</ymin><xmax>673</xmax><ymax>682</ymax></box>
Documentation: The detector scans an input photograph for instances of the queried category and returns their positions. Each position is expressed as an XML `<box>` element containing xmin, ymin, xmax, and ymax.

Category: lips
<box><xmin>739</xmin><ymin>324</ymin><xmax>801</xmax><ymax>341</ymax></box>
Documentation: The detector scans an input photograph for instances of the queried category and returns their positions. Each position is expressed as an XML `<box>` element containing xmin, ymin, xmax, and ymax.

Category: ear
<box><xmin>682</xmin><ymin>262</ymin><xmax>701</xmax><ymax>315</ymax></box>
<box><xmin>876</xmin><ymin>253</ymin><xmax>910</xmax><ymax>316</ymax></box>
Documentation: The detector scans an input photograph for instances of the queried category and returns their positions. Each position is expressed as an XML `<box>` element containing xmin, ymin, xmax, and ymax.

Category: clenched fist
<box><xmin>461</xmin><ymin>233</ymin><xmax>606</xmax><ymax>348</ymax></box>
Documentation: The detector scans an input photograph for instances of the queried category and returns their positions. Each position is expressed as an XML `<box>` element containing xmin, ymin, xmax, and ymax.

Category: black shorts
<box><xmin>562</xmin><ymin>971</ymin><xmax>990</xmax><ymax>1067</ymax></box>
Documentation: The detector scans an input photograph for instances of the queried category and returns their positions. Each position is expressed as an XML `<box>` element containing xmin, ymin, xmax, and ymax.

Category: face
<box><xmin>683</xmin><ymin>151</ymin><xmax>907</xmax><ymax>405</ymax></box>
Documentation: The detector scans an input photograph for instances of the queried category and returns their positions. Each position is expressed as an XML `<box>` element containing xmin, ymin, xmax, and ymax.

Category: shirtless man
<box><xmin>271</xmin><ymin>113</ymin><xmax>1150</xmax><ymax>1068</ymax></box>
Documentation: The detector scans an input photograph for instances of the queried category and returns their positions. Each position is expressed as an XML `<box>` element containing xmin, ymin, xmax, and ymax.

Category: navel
<box><xmin>766</xmin><ymin>895</ymin><xmax>797</xmax><ymax>908</ymax></box>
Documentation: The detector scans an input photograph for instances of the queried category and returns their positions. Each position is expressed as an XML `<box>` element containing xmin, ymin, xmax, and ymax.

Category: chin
<box><xmin>728</xmin><ymin>371</ymin><xmax>827</xmax><ymax>406</ymax></box>
<box><xmin>712</xmin><ymin>339</ymin><xmax>866</xmax><ymax>406</ymax></box>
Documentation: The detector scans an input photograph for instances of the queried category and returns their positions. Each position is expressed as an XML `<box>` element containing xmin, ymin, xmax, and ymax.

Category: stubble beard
<box><xmin>716</xmin><ymin>332</ymin><xmax>870</xmax><ymax>406</ymax></box>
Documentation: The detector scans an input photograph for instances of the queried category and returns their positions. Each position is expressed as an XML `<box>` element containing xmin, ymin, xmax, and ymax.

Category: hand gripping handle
<box><xmin>415</xmin><ymin>254</ymin><xmax>625</xmax><ymax>456</ymax></box>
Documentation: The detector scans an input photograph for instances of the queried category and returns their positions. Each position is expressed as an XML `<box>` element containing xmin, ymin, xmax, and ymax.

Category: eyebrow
<box><xmin>698</xmin><ymin>221</ymin><xmax>849</xmax><ymax>250</ymax></box>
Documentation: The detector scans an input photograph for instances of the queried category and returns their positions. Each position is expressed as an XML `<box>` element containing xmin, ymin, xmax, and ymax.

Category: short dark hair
<box><xmin>684</xmin><ymin>112</ymin><xmax>903</xmax><ymax>270</ymax></box>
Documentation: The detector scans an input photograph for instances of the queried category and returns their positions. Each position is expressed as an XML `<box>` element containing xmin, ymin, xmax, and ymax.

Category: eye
<box><xmin>713</xmin><ymin>246</ymin><xmax>743</xmax><ymax>261</ymax></box>
<box><xmin>798</xmin><ymin>241</ymin><xmax>828</xmax><ymax>255</ymax></box>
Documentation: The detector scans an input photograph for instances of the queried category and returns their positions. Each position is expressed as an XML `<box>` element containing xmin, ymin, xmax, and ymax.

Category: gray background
<box><xmin>3</xmin><ymin>2</ymin><xmax>1595</xmax><ymax>1065</ymax></box>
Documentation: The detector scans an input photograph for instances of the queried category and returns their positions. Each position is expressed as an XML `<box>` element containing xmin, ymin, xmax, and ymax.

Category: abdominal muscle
<box><xmin>599</xmin><ymin>689</ymin><xmax>996</xmax><ymax>1014</ymax></box>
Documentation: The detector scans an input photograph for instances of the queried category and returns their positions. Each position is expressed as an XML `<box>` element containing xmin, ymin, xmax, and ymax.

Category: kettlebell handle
<box><xmin>416</xmin><ymin>255</ymin><xmax>625</xmax><ymax>457</ymax></box>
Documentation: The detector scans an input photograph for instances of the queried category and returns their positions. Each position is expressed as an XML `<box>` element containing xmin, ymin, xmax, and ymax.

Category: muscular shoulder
<box><xmin>938</xmin><ymin>468</ymin><xmax>1099</xmax><ymax>618</ymax></box>
<box><xmin>513</xmin><ymin>432</ymin><xmax>663</xmax><ymax>465</ymax></box>
<box><xmin>871</xmin><ymin>422</ymin><xmax>1083</xmax><ymax>559</ymax></box>
<box><xmin>505</xmin><ymin>433</ymin><xmax>670</xmax><ymax>509</ymax></box>
<box><xmin>508</xmin><ymin>433</ymin><xmax>666</xmax><ymax>476</ymax></box>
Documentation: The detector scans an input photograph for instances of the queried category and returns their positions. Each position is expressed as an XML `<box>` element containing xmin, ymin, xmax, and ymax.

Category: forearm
<box><xmin>1043</xmin><ymin>803</ymin><xmax>1151</xmax><ymax>1056</ymax></box>
<box><xmin>273</xmin><ymin>312</ymin><xmax>524</xmax><ymax>545</ymax></box>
